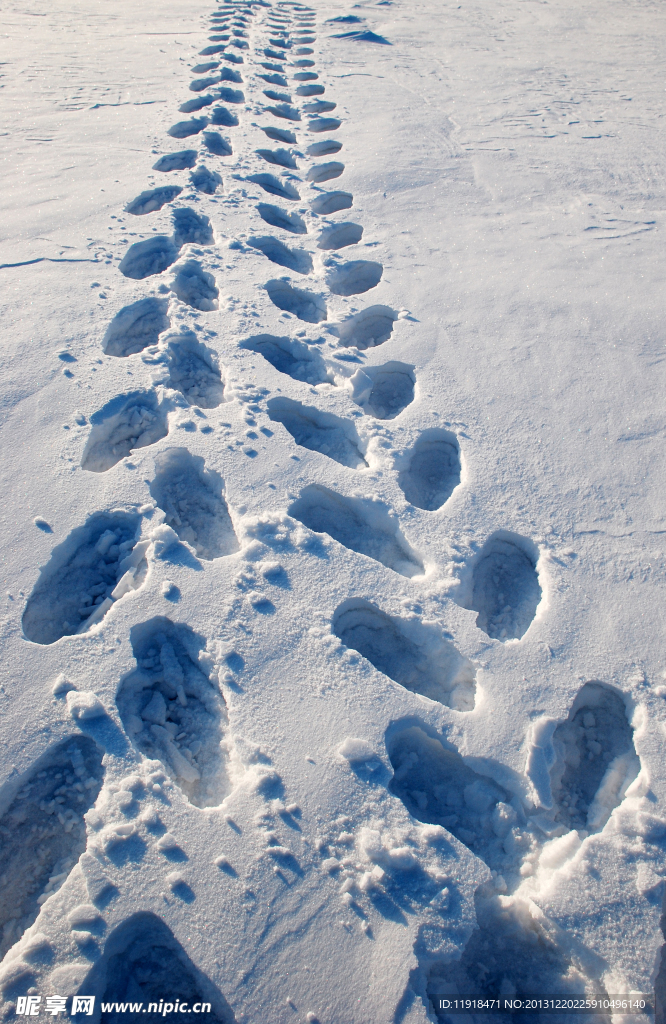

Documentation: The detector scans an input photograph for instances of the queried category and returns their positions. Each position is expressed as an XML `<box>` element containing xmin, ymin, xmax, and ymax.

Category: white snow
<box><xmin>1</xmin><ymin>0</ymin><xmax>665</xmax><ymax>1019</ymax></box>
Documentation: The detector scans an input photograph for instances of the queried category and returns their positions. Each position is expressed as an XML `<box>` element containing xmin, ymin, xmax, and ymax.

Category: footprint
<box><xmin>80</xmin><ymin>914</ymin><xmax>237</xmax><ymax>1020</ymax></box>
<box><xmin>266</xmin><ymin>103</ymin><xmax>301</xmax><ymax>122</ymax></box>
<box><xmin>150</xmin><ymin>449</ymin><xmax>238</xmax><ymax>559</ymax></box>
<box><xmin>307</xmin><ymin>161</ymin><xmax>344</xmax><ymax>183</ymax></box>
<box><xmin>325</xmin><ymin>259</ymin><xmax>383</xmax><ymax>296</ymax></box>
<box><xmin>220</xmin><ymin>52</ymin><xmax>244</xmax><ymax>65</ymax></box>
<box><xmin>296</xmin><ymin>84</ymin><xmax>325</xmax><ymax>97</ymax></box>
<box><xmin>189</xmin><ymin>77</ymin><xmax>219</xmax><ymax>93</ymax></box>
<box><xmin>153</xmin><ymin>150</ymin><xmax>197</xmax><ymax>173</ymax></box>
<box><xmin>240</xmin><ymin>334</ymin><xmax>333</xmax><ymax>385</ymax></box>
<box><xmin>334</xmin><ymin>605</ymin><xmax>476</xmax><ymax>709</ymax></box>
<box><xmin>398</xmin><ymin>430</ymin><xmax>462</xmax><ymax>510</ymax></box>
<box><xmin>349</xmin><ymin>361</ymin><xmax>415</xmax><ymax>418</ymax></box>
<box><xmin>260</xmin><ymin>61</ymin><xmax>286</xmax><ymax>72</ymax></box>
<box><xmin>247</xmin><ymin>173</ymin><xmax>300</xmax><ymax>200</ymax></box>
<box><xmin>256</xmin><ymin>147</ymin><xmax>298</xmax><ymax>168</ymax></box>
<box><xmin>307</xmin><ymin>139</ymin><xmax>342</xmax><ymax>156</ymax></box>
<box><xmin>462</xmin><ymin>531</ymin><xmax>541</xmax><ymax>641</ymax></box>
<box><xmin>267</xmin><ymin>397</ymin><xmax>365</xmax><ymax>467</ymax></box>
<box><xmin>290</xmin><ymin>485</ymin><xmax>423</xmax><ymax>577</ymax></box>
<box><xmin>202</xmin><ymin>131</ymin><xmax>232</xmax><ymax>157</ymax></box>
<box><xmin>81</xmin><ymin>391</ymin><xmax>170</xmax><ymax>473</ymax></box>
<box><xmin>103</xmin><ymin>298</ymin><xmax>169</xmax><ymax>358</ymax></box>
<box><xmin>426</xmin><ymin>893</ymin><xmax>598</xmax><ymax>1006</ymax></box>
<box><xmin>118</xmin><ymin>236</ymin><xmax>179</xmax><ymax>280</ymax></box>
<box><xmin>162</xmin><ymin>333</ymin><xmax>225</xmax><ymax>407</ymax></box>
<box><xmin>387</xmin><ymin>724</ymin><xmax>509</xmax><ymax>854</ymax></box>
<box><xmin>171</xmin><ymin>260</ymin><xmax>219</xmax><ymax>311</ymax></box>
<box><xmin>265</xmin><ymin>279</ymin><xmax>326</xmax><ymax>323</ymax></box>
<box><xmin>334</xmin><ymin>304</ymin><xmax>397</xmax><ymax>349</ymax></box>
<box><xmin>125</xmin><ymin>186</ymin><xmax>182</xmax><ymax>216</ymax></box>
<box><xmin>199</xmin><ymin>44</ymin><xmax>226</xmax><ymax>56</ymax></box>
<box><xmin>308</xmin><ymin>117</ymin><xmax>341</xmax><ymax>132</ymax></box>
<box><xmin>179</xmin><ymin>96</ymin><xmax>215</xmax><ymax>113</ymax></box>
<box><xmin>167</xmin><ymin>118</ymin><xmax>208</xmax><ymax>139</ymax></box>
<box><xmin>264</xmin><ymin>47</ymin><xmax>287</xmax><ymax>61</ymax></box>
<box><xmin>22</xmin><ymin>510</ymin><xmax>148</xmax><ymax>642</ymax></box>
<box><xmin>317</xmin><ymin>222</ymin><xmax>362</xmax><ymax>249</ymax></box>
<box><xmin>293</xmin><ymin>71</ymin><xmax>318</xmax><ymax>80</ymax></box>
<box><xmin>217</xmin><ymin>67</ymin><xmax>243</xmax><ymax>84</ymax></box>
<box><xmin>210</xmin><ymin>106</ymin><xmax>239</xmax><ymax>127</ymax></box>
<box><xmin>259</xmin><ymin>73</ymin><xmax>289</xmax><ymax>86</ymax></box>
<box><xmin>303</xmin><ymin>100</ymin><xmax>336</xmax><ymax>114</ymax></box>
<box><xmin>217</xmin><ymin>86</ymin><xmax>245</xmax><ymax>104</ymax></box>
<box><xmin>263</xmin><ymin>89</ymin><xmax>292</xmax><ymax>103</ymax></box>
<box><xmin>248</xmin><ymin>235</ymin><xmax>313</xmax><ymax>274</ymax></box>
<box><xmin>259</xmin><ymin>125</ymin><xmax>297</xmax><ymax>144</ymax></box>
<box><xmin>117</xmin><ymin>618</ymin><xmax>231</xmax><ymax>807</ymax></box>
<box><xmin>548</xmin><ymin>682</ymin><xmax>639</xmax><ymax>833</ymax></box>
<box><xmin>189</xmin><ymin>164</ymin><xmax>223</xmax><ymax>194</ymax></box>
<box><xmin>291</xmin><ymin>59</ymin><xmax>315</xmax><ymax>67</ymax></box>
<box><xmin>172</xmin><ymin>208</ymin><xmax>214</xmax><ymax>247</ymax></box>
<box><xmin>256</xmin><ymin>203</ymin><xmax>307</xmax><ymax>234</ymax></box>
<box><xmin>310</xmin><ymin>191</ymin><xmax>352</xmax><ymax>215</ymax></box>
<box><xmin>192</xmin><ymin>61</ymin><xmax>220</xmax><ymax>74</ymax></box>
<box><xmin>0</xmin><ymin>736</ymin><xmax>104</xmax><ymax>958</ymax></box>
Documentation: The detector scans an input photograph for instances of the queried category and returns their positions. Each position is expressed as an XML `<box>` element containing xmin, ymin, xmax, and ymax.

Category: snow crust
<box><xmin>1</xmin><ymin>0</ymin><xmax>666</xmax><ymax>1019</ymax></box>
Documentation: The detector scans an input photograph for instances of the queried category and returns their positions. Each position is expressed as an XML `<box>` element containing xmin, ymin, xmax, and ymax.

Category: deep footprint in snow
<box><xmin>171</xmin><ymin>207</ymin><xmax>213</xmax><ymax>247</ymax></box>
<box><xmin>289</xmin><ymin>485</ymin><xmax>423</xmax><ymax>578</ymax></box>
<box><xmin>81</xmin><ymin>391</ymin><xmax>170</xmax><ymax>473</ymax></box>
<box><xmin>267</xmin><ymin>397</ymin><xmax>365</xmax><ymax>468</ymax></box>
<box><xmin>310</xmin><ymin>191</ymin><xmax>352</xmax><ymax>215</ymax></box>
<box><xmin>297</xmin><ymin>84</ymin><xmax>325</xmax><ymax>97</ymax></box>
<box><xmin>102</xmin><ymin>297</ymin><xmax>169</xmax><ymax>357</ymax></box>
<box><xmin>79</xmin><ymin>913</ymin><xmax>236</xmax><ymax>1023</ymax></box>
<box><xmin>256</xmin><ymin>147</ymin><xmax>298</xmax><ymax>169</ymax></box>
<box><xmin>548</xmin><ymin>682</ymin><xmax>639</xmax><ymax>834</ymax></box>
<box><xmin>335</xmin><ymin>605</ymin><xmax>476</xmax><ymax>710</ymax></box>
<box><xmin>265</xmin><ymin>279</ymin><xmax>326</xmax><ymax>323</ymax></box>
<box><xmin>259</xmin><ymin>125</ymin><xmax>297</xmax><ymax>144</ymax></box>
<box><xmin>248</xmin><ymin>235</ymin><xmax>313</xmax><ymax>274</ymax></box>
<box><xmin>210</xmin><ymin>106</ymin><xmax>239</xmax><ymax>127</ymax></box>
<box><xmin>240</xmin><ymin>334</ymin><xmax>332</xmax><ymax>385</ymax></box>
<box><xmin>150</xmin><ymin>449</ymin><xmax>238</xmax><ymax>560</ymax></box>
<box><xmin>308</xmin><ymin>117</ymin><xmax>341</xmax><ymax>133</ymax></box>
<box><xmin>125</xmin><ymin>186</ymin><xmax>182</xmax><ymax>216</ymax></box>
<box><xmin>22</xmin><ymin>510</ymin><xmax>147</xmax><ymax>643</ymax></box>
<box><xmin>167</xmin><ymin>118</ymin><xmax>208</xmax><ymax>139</ymax></box>
<box><xmin>172</xmin><ymin>208</ymin><xmax>214</xmax><ymax>247</ymax></box>
<box><xmin>266</xmin><ymin>103</ymin><xmax>301</xmax><ymax>122</ymax></box>
<box><xmin>464</xmin><ymin>531</ymin><xmax>541</xmax><ymax>641</ymax></box>
<box><xmin>0</xmin><ymin>736</ymin><xmax>105</xmax><ymax>958</ymax></box>
<box><xmin>248</xmin><ymin>173</ymin><xmax>300</xmax><ymax>200</ymax></box>
<box><xmin>118</xmin><ymin>236</ymin><xmax>179</xmax><ymax>281</ymax></box>
<box><xmin>398</xmin><ymin>430</ymin><xmax>462</xmax><ymax>510</ymax></box>
<box><xmin>307</xmin><ymin>161</ymin><xmax>344</xmax><ymax>183</ymax></box>
<box><xmin>202</xmin><ymin>131</ymin><xmax>232</xmax><ymax>157</ymax></box>
<box><xmin>259</xmin><ymin>73</ymin><xmax>289</xmax><ymax>87</ymax></box>
<box><xmin>179</xmin><ymin>95</ymin><xmax>215</xmax><ymax>113</ymax></box>
<box><xmin>153</xmin><ymin>151</ymin><xmax>198</xmax><ymax>173</ymax></box>
<box><xmin>427</xmin><ymin>893</ymin><xmax>597</xmax><ymax>1006</ymax></box>
<box><xmin>334</xmin><ymin>305</ymin><xmax>397</xmax><ymax>350</ymax></box>
<box><xmin>263</xmin><ymin>89</ymin><xmax>293</xmax><ymax>104</ymax></box>
<box><xmin>293</xmin><ymin>71</ymin><xmax>318</xmax><ymax>81</ymax></box>
<box><xmin>307</xmin><ymin>139</ymin><xmax>342</xmax><ymax>156</ymax></box>
<box><xmin>303</xmin><ymin>100</ymin><xmax>337</xmax><ymax>115</ymax></box>
<box><xmin>326</xmin><ymin>259</ymin><xmax>383</xmax><ymax>296</ymax></box>
<box><xmin>190</xmin><ymin>165</ymin><xmax>223</xmax><ymax>195</ymax></box>
<box><xmin>256</xmin><ymin>203</ymin><xmax>306</xmax><ymax>234</ymax></box>
<box><xmin>117</xmin><ymin>618</ymin><xmax>231</xmax><ymax>808</ymax></box>
<box><xmin>171</xmin><ymin>260</ymin><xmax>219</xmax><ymax>312</ymax></box>
<box><xmin>161</xmin><ymin>332</ymin><xmax>225</xmax><ymax>408</ymax></box>
<box><xmin>217</xmin><ymin>86</ymin><xmax>245</xmax><ymax>104</ymax></box>
<box><xmin>317</xmin><ymin>222</ymin><xmax>363</xmax><ymax>250</ymax></box>
<box><xmin>350</xmin><ymin>361</ymin><xmax>415</xmax><ymax>419</ymax></box>
<box><xmin>387</xmin><ymin>724</ymin><xmax>509</xmax><ymax>851</ymax></box>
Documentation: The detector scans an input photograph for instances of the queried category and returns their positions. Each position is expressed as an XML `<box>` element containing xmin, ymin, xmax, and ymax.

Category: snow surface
<box><xmin>1</xmin><ymin>0</ymin><xmax>665</xmax><ymax>1020</ymax></box>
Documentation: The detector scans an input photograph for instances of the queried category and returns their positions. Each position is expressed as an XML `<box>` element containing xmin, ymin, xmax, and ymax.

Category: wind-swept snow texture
<box><xmin>1</xmin><ymin>0</ymin><xmax>666</xmax><ymax>1020</ymax></box>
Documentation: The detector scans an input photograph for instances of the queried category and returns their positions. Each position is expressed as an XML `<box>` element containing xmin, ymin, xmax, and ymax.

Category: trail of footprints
<box><xmin>6</xmin><ymin>0</ymin><xmax>647</xmax><ymax>1016</ymax></box>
